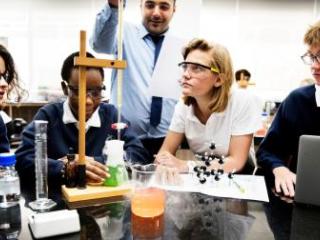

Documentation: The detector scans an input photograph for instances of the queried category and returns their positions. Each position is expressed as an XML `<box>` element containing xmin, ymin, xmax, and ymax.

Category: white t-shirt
<box><xmin>232</xmin><ymin>83</ymin><xmax>264</xmax><ymax>113</ymax></box>
<box><xmin>169</xmin><ymin>89</ymin><xmax>261</xmax><ymax>156</ymax></box>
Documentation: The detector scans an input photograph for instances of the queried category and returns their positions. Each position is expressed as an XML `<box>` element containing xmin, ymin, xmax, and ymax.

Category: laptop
<box><xmin>290</xmin><ymin>206</ymin><xmax>320</xmax><ymax>239</ymax></box>
<box><xmin>295</xmin><ymin>135</ymin><xmax>320</xmax><ymax>206</ymax></box>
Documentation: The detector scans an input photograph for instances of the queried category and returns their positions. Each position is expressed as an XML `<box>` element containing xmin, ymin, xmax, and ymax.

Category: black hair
<box><xmin>60</xmin><ymin>51</ymin><xmax>104</xmax><ymax>83</ymax></box>
<box><xmin>0</xmin><ymin>44</ymin><xmax>27</xmax><ymax>101</ymax></box>
<box><xmin>0</xmin><ymin>44</ymin><xmax>15</xmax><ymax>85</ymax></box>
<box><xmin>235</xmin><ymin>69</ymin><xmax>251</xmax><ymax>81</ymax></box>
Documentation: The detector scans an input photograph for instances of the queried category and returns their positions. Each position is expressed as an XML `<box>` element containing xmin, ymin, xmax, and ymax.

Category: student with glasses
<box><xmin>155</xmin><ymin>39</ymin><xmax>261</xmax><ymax>173</ymax></box>
<box><xmin>15</xmin><ymin>51</ymin><xmax>148</xmax><ymax>195</ymax></box>
<box><xmin>0</xmin><ymin>44</ymin><xmax>26</xmax><ymax>153</ymax></box>
<box><xmin>256</xmin><ymin>21</ymin><xmax>320</xmax><ymax>239</ymax></box>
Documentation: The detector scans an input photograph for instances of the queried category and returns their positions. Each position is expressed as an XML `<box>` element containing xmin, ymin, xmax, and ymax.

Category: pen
<box><xmin>231</xmin><ymin>179</ymin><xmax>246</xmax><ymax>193</ymax></box>
<box><xmin>228</xmin><ymin>169</ymin><xmax>245</xmax><ymax>193</ymax></box>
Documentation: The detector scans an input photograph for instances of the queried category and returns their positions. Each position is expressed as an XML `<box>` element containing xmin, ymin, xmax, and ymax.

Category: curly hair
<box><xmin>0</xmin><ymin>44</ymin><xmax>27</xmax><ymax>102</ymax></box>
<box><xmin>304</xmin><ymin>21</ymin><xmax>320</xmax><ymax>47</ymax></box>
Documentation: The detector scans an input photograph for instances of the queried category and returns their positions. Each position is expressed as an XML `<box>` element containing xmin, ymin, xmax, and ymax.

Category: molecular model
<box><xmin>193</xmin><ymin>142</ymin><xmax>237</xmax><ymax>185</ymax></box>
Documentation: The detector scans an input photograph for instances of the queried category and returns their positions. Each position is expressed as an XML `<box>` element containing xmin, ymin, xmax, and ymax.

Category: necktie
<box><xmin>150</xmin><ymin>35</ymin><xmax>164</xmax><ymax>127</ymax></box>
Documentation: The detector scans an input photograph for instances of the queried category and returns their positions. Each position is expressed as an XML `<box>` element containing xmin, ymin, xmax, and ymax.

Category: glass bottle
<box><xmin>103</xmin><ymin>140</ymin><xmax>128</xmax><ymax>187</ymax></box>
<box><xmin>65</xmin><ymin>148</ymin><xmax>77</xmax><ymax>188</ymax></box>
<box><xmin>0</xmin><ymin>153</ymin><xmax>20</xmax><ymax>208</ymax></box>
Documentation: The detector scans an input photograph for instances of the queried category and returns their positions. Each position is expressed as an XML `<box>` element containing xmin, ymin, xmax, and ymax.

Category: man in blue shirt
<box><xmin>90</xmin><ymin>0</ymin><xmax>178</xmax><ymax>162</ymax></box>
<box><xmin>256</xmin><ymin>21</ymin><xmax>320</xmax><ymax>238</ymax></box>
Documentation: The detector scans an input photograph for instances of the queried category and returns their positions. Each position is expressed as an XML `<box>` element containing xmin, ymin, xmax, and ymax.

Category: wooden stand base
<box><xmin>62</xmin><ymin>184</ymin><xmax>132</xmax><ymax>202</ymax></box>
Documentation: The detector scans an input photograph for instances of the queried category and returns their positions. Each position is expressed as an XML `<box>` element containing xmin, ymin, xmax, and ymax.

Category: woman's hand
<box><xmin>272</xmin><ymin>166</ymin><xmax>296</xmax><ymax>200</ymax></box>
<box><xmin>155</xmin><ymin>164</ymin><xmax>182</xmax><ymax>185</ymax></box>
<box><xmin>154</xmin><ymin>151</ymin><xmax>188</xmax><ymax>173</ymax></box>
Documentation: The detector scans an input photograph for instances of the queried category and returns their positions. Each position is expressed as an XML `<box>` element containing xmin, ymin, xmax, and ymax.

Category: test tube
<box><xmin>29</xmin><ymin>120</ymin><xmax>56</xmax><ymax>211</ymax></box>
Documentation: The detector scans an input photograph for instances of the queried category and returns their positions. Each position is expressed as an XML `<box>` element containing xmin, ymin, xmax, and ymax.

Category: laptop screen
<box><xmin>295</xmin><ymin>135</ymin><xmax>320</xmax><ymax>206</ymax></box>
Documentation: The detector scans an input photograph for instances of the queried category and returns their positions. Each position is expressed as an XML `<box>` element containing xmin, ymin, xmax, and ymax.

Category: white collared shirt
<box><xmin>169</xmin><ymin>89</ymin><xmax>261</xmax><ymax>155</ymax></box>
<box><xmin>315</xmin><ymin>84</ymin><xmax>320</xmax><ymax>107</ymax></box>
<box><xmin>62</xmin><ymin>99</ymin><xmax>101</xmax><ymax>132</ymax></box>
<box><xmin>0</xmin><ymin>110</ymin><xmax>11</xmax><ymax>124</ymax></box>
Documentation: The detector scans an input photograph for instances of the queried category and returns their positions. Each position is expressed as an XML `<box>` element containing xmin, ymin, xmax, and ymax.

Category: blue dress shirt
<box><xmin>90</xmin><ymin>3</ymin><xmax>177</xmax><ymax>139</ymax></box>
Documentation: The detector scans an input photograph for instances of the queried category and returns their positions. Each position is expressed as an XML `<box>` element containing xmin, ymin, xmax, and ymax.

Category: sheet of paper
<box><xmin>149</xmin><ymin>0</ymin><xmax>202</xmax><ymax>99</ymax></box>
<box><xmin>152</xmin><ymin>174</ymin><xmax>269</xmax><ymax>202</ymax></box>
<box><xmin>148</xmin><ymin>0</ymin><xmax>202</xmax><ymax>100</ymax></box>
<box><xmin>149</xmin><ymin>35</ymin><xmax>187</xmax><ymax>99</ymax></box>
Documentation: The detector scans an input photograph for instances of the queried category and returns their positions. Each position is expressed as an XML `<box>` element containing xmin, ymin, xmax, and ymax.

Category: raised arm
<box><xmin>108</xmin><ymin>0</ymin><xmax>119</xmax><ymax>7</ymax></box>
<box><xmin>90</xmin><ymin>1</ymin><xmax>120</xmax><ymax>54</ymax></box>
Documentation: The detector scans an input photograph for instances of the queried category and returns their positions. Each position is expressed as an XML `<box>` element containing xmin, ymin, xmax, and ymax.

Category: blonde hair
<box><xmin>304</xmin><ymin>21</ymin><xmax>320</xmax><ymax>46</ymax></box>
<box><xmin>182</xmin><ymin>39</ymin><xmax>234</xmax><ymax>113</ymax></box>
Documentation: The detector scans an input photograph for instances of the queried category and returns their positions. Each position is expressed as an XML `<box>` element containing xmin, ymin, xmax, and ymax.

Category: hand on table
<box><xmin>155</xmin><ymin>164</ymin><xmax>182</xmax><ymax>186</ymax></box>
<box><xmin>154</xmin><ymin>151</ymin><xmax>188</xmax><ymax>173</ymax></box>
<box><xmin>272</xmin><ymin>166</ymin><xmax>296</xmax><ymax>202</ymax></box>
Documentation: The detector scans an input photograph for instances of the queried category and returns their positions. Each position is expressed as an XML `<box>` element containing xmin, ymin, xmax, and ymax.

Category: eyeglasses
<box><xmin>301</xmin><ymin>53</ymin><xmax>320</xmax><ymax>65</ymax></box>
<box><xmin>0</xmin><ymin>72</ymin><xmax>9</xmax><ymax>83</ymax></box>
<box><xmin>67</xmin><ymin>85</ymin><xmax>106</xmax><ymax>99</ymax></box>
<box><xmin>178</xmin><ymin>62</ymin><xmax>220</xmax><ymax>75</ymax></box>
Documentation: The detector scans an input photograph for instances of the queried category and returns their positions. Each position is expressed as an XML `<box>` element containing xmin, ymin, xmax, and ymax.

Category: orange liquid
<box><xmin>131</xmin><ymin>187</ymin><xmax>165</xmax><ymax>238</ymax></box>
<box><xmin>131</xmin><ymin>212</ymin><xmax>164</xmax><ymax>239</ymax></box>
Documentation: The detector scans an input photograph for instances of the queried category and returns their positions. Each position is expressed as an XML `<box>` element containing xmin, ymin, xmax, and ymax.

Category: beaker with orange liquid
<box><xmin>131</xmin><ymin>164</ymin><xmax>165</xmax><ymax>239</ymax></box>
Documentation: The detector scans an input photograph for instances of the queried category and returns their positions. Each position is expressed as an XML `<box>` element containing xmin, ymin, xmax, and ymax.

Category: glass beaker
<box><xmin>131</xmin><ymin>164</ymin><xmax>165</xmax><ymax>239</ymax></box>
